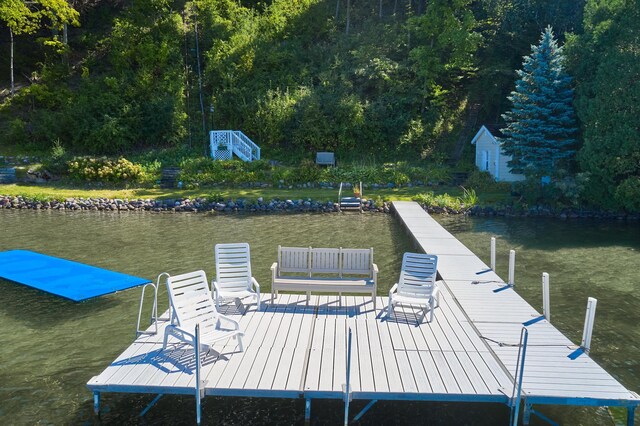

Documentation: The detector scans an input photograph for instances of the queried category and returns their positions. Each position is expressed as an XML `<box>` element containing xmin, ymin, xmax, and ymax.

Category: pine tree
<box><xmin>500</xmin><ymin>26</ymin><xmax>577</xmax><ymax>176</ymax></box>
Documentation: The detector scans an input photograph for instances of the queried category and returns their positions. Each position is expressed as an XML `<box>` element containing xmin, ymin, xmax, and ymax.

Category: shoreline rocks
<box><xmin>0</xmin><ymin>195</ymin><xmax>391</xmax><ymax>214</ymax></box>
<box><xmin>1</xmin><ymin>195</ymin><xmax>636</xmax><ymax>220</ymax></box>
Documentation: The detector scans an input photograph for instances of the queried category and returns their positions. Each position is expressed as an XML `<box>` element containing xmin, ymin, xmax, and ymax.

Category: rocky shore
<box><xmin>1</xmin><ymin>195</ymin><xmax>637</xmax><ymax>220</ymax></box>
<box><xmin>0</xmin><ymin>195</ymin><xmax>391</xmax><ymax>213</ymax></box>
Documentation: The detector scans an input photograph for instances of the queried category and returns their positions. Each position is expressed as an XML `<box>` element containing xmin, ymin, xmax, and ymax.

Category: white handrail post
<box><xmin>490</xmin><ymin>237</ymin><xmax>496</xmax><ymax>271</ymax></box>
<box><xmin>343</xmin><ymin>327</ymin><xmax>353</xmax><ymax>426</ymax></box>
<box><xmin>581</xmin><ymin>297</ymin><xmax>598</xmax><ymax>353</ymax></box>
<box><xmin>195</xmin><ymin>323</ymin><xmax>202</xmax><ymax>425</ymax></box>
<box><xmin>542</xmin><ymin>272</ymin><xmax>550</xmax><ymax>321</ymax></box>
<box><xmin>508</xmin><ymin>250</ymin><xmax>516</xmax><ymax>286</ymax></box>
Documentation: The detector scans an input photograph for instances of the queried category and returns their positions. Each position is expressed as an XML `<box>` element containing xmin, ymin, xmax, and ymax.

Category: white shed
<box><xmin>470</xmin><ymin>125</ymin><xmax>525</xmax><ymax>182</ymax></box>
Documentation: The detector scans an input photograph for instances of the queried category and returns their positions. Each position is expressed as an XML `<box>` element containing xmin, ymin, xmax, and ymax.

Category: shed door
<box><xmin>481</xmin><ymin>150</ymin><xmax>489</xmax><ymax>171</ymax></box>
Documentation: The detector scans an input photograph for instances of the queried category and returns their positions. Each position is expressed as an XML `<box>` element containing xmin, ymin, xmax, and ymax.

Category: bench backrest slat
<box><xmin>276</xmin><ymin>246</ymin><xmax>373</xmax><ymax>277</ymax></box>
<box><xmin>278</xmin><ymin>246</ymin><xmax>311</xmax><ymax>274</ymax></box>
<box><xmin>342</xmin><ymin>248</ymin><xmax>373</xmax><ymax>277</ymax></box>
<box><xmin>310</xmin><ymin>248</ymin><xmax>341</xmax><ymax>275</ymax></box>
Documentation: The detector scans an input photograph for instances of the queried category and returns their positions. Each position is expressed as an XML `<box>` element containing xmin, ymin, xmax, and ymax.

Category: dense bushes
<box><xmin>177</xmin><ymin>158</ymin><xmax>451</xmax><ymax>188</ymax></box>
<box><xmin>67</xmin><ymin>157</ymin><xmax>144</xmax><ymax>183</ymax></box>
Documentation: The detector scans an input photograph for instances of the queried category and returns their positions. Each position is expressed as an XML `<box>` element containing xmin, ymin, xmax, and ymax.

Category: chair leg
<box><xmin>429</xmin><ymin>298</ymin><xmax>435</xmax><ymax>323</ymax></box>
<box><xmin>237</xmin><ymin>334</ymin><xmax>244</xmax><ymax>352</ymax></box>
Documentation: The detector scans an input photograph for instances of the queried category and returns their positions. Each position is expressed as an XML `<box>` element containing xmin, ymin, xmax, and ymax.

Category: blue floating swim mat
<box><xmin>0</xmin><ymin>250</ymin><xmax>150</xmax><ymax>302</ymax></box>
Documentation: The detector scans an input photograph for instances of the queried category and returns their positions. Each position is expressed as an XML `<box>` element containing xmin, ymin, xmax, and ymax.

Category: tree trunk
<box><xmin>393</xmin><ymin>0</ymin><xmax>398</xmax><ymax>15</ymax></box>
<box><xmin>345</xmin><ymin>0</ymin><xmax>351</xmax><ymax>34</ymax></box>
<box><xmin>379</xmin><ymin>0</ymin><xmax>383</xmax><ymax>18</ymax></box>
<box><xmin>10</xmin><ymin>28</ymin><xmax>14</xmax><ymax>97</ymax></box>
<box><xmin>335</xmin><ymin>0</ymin><xmax>340</xmax><ymax>19</ymax></box>
<box><xmin>194</xmin><ymin>20</ymin><xmax>207</xmax><ymax>154</ymax></box>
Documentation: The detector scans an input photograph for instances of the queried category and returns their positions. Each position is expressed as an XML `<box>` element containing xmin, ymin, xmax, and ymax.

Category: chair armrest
<box><xmin>270</xmin><ymin>262</ymin><xmax>278</xmax><ymax>272</ymax></box>
<box><xmin>211</xmin><ymin>279</ymin><xmax>221</xmax><ymax>293</ymax></box>
<box><xmin>217</xmin><ymin>313</ymin><xmax>241</xmax><ymax>330</ymax></box>
<box><xmin>251</xmin><ymin>277</ymin><xmax>260</xmax><ymax>291</ymax></box>
<box><xmin>388</xmin><ymin>283</ymin><xmax>398</xmax><ymax>297</ymax></box>
<box><xmin>432</xmin><ymin>284</ymin><xmax>441</xmax><ymax>305</ymax></box>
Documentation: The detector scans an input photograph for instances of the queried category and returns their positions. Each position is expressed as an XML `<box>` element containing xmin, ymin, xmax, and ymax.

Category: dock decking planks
<box><xmin>88</xmin><ymin>201</ymin><xmax>638</xmax><ymax>422</ymax></box>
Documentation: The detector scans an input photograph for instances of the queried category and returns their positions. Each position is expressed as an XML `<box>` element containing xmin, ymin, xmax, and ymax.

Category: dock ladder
<box><xmin>338</xmin><ymin>182</ymin><xmax>362</xmax><ymax>212</ymax></box>
<box><xmin>209</xmin><ymin>130</ymin><xmax>261</xmax><ymax>162</ymax></box>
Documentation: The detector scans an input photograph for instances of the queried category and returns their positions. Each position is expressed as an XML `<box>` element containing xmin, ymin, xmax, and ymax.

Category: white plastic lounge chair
<box><xmin>388</xmin><ymin>252</ymin><xmax>440</xmax><ymax>322</ymax></box>
<box><xmin>163</xmin><ymin>270</ymin><xmax>244</xmax><ymax>353</ymax></box>
<box><xmin>213</xmin><ymin>243</ymin><xmax>261</xmax><ymax>310</ymax></box>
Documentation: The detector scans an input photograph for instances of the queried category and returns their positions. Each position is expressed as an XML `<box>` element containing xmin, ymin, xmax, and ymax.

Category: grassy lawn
<box><xmin>0</xmin><ymin>182</ymin><xmax>511</xmax><ymax>204</ymax></box>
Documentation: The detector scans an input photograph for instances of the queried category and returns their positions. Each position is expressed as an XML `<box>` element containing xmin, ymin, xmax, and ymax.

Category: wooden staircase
<box><xmin>338</xmin><ymin>182</ymin><xmax>362</xmax><ymax>212</ymax></box>
<box><xmin>209</xmin><ymin>130</ymin><xmax>261</xmax><ymax>162</ymax></box>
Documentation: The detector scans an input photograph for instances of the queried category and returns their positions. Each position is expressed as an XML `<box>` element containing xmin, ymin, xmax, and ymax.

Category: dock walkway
<box><xmin>393</xmin><ymin>201</ymin><xmax>639</xmax><ymax>421</ymax></box>
<box><xmin>87</xmin><ymin>202</ymin><xmax>639</xmax><ymax>424</ymax></box>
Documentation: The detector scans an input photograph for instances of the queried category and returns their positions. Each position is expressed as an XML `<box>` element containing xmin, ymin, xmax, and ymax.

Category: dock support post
<box><xmin>490</xmin><ymin>237</ymin><xmax>496</xmax><ymax>271</ymax></box>
<box><xmin>542</xmin><ymin>272</ymin><xmax>550</xmax><ymax>321</ymax></box>
<box><xmin>93</xmin><ymin>391</ymin><xmax>100</xmax><ymax>416</ymax></box>
<box><xmin>305</xmin><ymin>398</ymin><xmax>311</xmax><ymax>425</ymax></box>
<box><xmin>523</xmin><ymin>402</ymin><xmax>532</xmax><ymax>425</ymax></box>
<box><xmin>508</xmin><ymin>250</ymin><xmax>516</xmax><ymax>286</ymax></box>
<box><xmin>628</xmin><ymin>406</ymin><xmax>635</xmax><ymax>426</ymax></box>
<box><xmin>581</xmin><ymin>297</ymin><xmax>598</xmax><ymax>353</ymax></box>
<box><xmin>195</xmin><ymin>324</ymin><xmax>202</xmax><ymax>425</ymax></box>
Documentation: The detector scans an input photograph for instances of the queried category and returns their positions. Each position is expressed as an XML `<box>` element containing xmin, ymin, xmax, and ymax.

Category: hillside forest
<box><xmin>0</xmin><ymin>0</ymin><xmax>638</xmax><ymax>210</ymax></box>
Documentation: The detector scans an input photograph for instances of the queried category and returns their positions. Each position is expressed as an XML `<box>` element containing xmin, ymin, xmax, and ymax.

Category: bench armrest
<box><xmin>372</xmin><ymin>263</ymin><xmax>379</xmax><ymax>281</ymax></box>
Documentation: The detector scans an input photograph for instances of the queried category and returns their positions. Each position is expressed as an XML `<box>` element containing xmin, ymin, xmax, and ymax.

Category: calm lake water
<box><xmin>0</xmin><ymin>210</ymin><xmax>638</xmax><ymax>425</ymax></box>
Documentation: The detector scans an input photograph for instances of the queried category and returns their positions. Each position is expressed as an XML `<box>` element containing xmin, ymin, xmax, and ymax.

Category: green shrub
<box><xmin>464</xmin><ymin>170</ymin><xmax>510</xmax><ymax>192</ymax></box>
<box><xmin>614</xmin><ymin>177</ymin><xmax>640</xmax><ymax>212</ymax></box>
<box><xmin>460</xmin><ymin>187</ymin><xmax>479</xmax><ymax>206</ymax></box>
<box><xmin>67</xmin><ymin>157</ymin><xmax>144</xmax><ymax>183</ymax></box>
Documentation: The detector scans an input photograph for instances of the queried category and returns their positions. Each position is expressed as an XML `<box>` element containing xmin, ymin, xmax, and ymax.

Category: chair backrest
<box><xmin>341</xmin><ymin>248</ymin><xmax>373</xmax><ymax>277</ymax></box>
<box><xmin>278</xmin><ymin>246</ymin><xmax>311</xmax><ymax>275</ymax></box>
<box><xmin>166</xmin><ymin>270</ymin><xmax>217</xmax><ymax>329</ymax></box>
<box><xmin>397</xmin><ymin>253</ymin><xmax>438</xmax><ymax>299</ymax></box>
<box><xmin>310</xmin><ymin>248</ymin><xmax>341</xmax><ymax>275</ymax></box>
<box><xmin>215</xmin><ymin>243</ymin><xmax>252</xmax><ymax>291</ymax></box>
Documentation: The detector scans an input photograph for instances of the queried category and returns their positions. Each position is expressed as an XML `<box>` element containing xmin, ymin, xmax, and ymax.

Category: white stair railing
<box><xmin>234</xmin><ymin>131</ymin><xmax>261</xmax><ymax>160</ymax></box>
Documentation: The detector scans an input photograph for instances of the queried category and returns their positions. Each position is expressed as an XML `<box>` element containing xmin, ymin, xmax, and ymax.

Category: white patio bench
<box><xmin>271</xmin><ymin>246</ymin><xmax>378</xmax><ymax>308</ymax></box>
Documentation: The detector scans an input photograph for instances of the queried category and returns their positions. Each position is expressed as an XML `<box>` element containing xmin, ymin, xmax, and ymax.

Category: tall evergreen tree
<box><xmin>500</xmin><ymin>26</ymin><xmax>577</xmax><ymax>176</ymax></box>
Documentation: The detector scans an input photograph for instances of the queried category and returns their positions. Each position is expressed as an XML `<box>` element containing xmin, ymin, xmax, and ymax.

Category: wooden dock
<box><xmin>87</xmin><ymin>202</ymin><xmax>639</xmax><ymax>424</ymax></box>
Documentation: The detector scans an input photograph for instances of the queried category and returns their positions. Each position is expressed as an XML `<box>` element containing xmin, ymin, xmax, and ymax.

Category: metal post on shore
<box><xmin>542</xmin><ymin>273</ymin><xmax>550</xmax><ymax>321</ymax></box>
